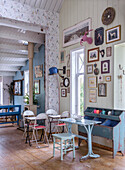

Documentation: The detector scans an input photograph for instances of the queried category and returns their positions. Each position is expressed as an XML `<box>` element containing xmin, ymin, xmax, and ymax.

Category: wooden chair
<box><xmin>52</xmin><ymin>133</ymin><xmax>75</xmax><ymax>160</ymax></box>
<box><xmin>32</xmin><ymin>113</ymin><xmax>49</xmax><ymax>148</ymax></box>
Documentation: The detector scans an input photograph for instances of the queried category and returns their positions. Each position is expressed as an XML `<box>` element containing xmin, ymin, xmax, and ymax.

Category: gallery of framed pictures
<box><xmin>63</xmin><ymin>18</ymin><xmax>91</xmax><ymax>47</ymax></box>
<box><xmin>106</xmin><ymin>25</ymin><xmax>121</xmax><ymax>44</ymax></box>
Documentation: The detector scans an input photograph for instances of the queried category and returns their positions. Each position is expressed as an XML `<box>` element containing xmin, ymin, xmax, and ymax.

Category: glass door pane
<box><xmin>77</xmin><ymin>75</ymin><xmax>84</xmax><ymax>116</ymax></box>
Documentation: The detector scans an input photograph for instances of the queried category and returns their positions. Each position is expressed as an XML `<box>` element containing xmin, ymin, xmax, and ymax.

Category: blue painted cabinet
<box><xmin>78</xmin><ymin>107</ymin><xmax>125</xmax><ymax>158</ymax></box>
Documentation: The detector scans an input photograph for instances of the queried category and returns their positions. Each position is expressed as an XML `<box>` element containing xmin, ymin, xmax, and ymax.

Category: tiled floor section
<box><xmin>0</xmin><ymin>125</ymin><xmax>125</xmax><ymax>170</ymax></box>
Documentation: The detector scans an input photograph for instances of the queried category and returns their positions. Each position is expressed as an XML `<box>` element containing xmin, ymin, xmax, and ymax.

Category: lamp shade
<box><xmin>49</xmin><ymin>67</ymin><xmax>58</xmax><ymax>75</ymax></box>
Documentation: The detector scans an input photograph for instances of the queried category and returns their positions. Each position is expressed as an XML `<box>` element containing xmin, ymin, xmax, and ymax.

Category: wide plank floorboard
<box><xmin>0</xmin><ymin>125</ymin><xmax>125</xmax><ymax>170</ymax></box>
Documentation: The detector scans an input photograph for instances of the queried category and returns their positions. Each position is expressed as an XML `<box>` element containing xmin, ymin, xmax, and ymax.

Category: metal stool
<box><xmin>52</xmin><ymin>133</ymin><xmax>75</xmax><ymax>160</ymax></box>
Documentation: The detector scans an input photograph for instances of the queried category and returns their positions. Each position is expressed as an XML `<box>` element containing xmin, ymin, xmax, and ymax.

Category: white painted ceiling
<box><xmin>13</xmin><ymin>0</ymin><xmax>64</xmax><ymax>13</ymax></box>
<box><xmin>0</xmin><ymin>17</ymin><xmax>45</xmax><ymax>77</ymax></box>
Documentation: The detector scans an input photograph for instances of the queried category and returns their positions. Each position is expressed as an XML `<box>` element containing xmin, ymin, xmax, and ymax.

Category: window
<box><xmin>70</xmin><ymin>47</ymin><xmax>85</xmax><ymax>116</ymax></box>
<box><xmin>24</xmin><ymin>70</ymin><xmax>29</xmax><ymax>95</ymax></box>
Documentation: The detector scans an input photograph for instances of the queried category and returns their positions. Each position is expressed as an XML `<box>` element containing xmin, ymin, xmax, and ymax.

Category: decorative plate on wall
<box><xmin>102</xmin><ymin>7</ymin><xmax>115</xmax><ymax>25</ymax></box>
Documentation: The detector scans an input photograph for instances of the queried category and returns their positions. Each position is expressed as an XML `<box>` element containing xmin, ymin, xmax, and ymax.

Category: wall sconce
<box><xmin>49</xmin><ymin>66</ymin><xmax>66</xmax><ymax>79</ymax></box>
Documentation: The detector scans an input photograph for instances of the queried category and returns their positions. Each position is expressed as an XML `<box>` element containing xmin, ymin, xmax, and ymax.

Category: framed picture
<box><xmin>88</xmin><ymin>76</ymin><xmax>97</xmax><ymax>88</ymax></box>
<box><xmin>98</xmin><ymin>75</ymin><xmax>104</xmax><ymax>83</ymax></box>
<box><xmin>60</xmin><ymin>51</ymin><xmax>65</xmax><ymax>63</ymax></box>
<box><xmin>106</xmin><ymin>25</ymin><xmax>121</xmax><ymax>44</ymax></box>
<box><xmin>88</xmin><ymin>47</ymin><xmax>99</xmax><ymax>63</ymax></box>
<box><xmin>67</xmin><ymin>69</ymin><xmax>70</xmax><ymax>77</ymax></box>
<box><xmin>89</xmin><ymin>89</ymin><xmax>97</xmax><ymax>103</ymax></box>
<box><xmin>13</xmin><ymin>80</ymin><xmax>22</xmax><ymax>96</ymax></box>
<box><xmin>34</xmin><ymin>80</ymin><xmax>40</xmax><ymax>94</ymax></box>
<box><xmin>67</xmin><ymin>87</ymin><xmax>70</xmax><ymax>93</ymax></box>
<box><xmin>105</xmin><ymin>75</ymin><xmax>111</xmax><ymax>82</ymax></box>
<box><xmin>95</xmin><ymin>27</ymin><xmax>104</xmax><ymax>46</ymax></box>
<box><xmin>66</xmin><ymin>54</ymin><xmax>70</xmax><ymax>67</ymax></box>
<box><xmin>106</xmin><ymin>47</ymin><xmax>112</xmax><ymax>57</ymax></box>
<box><xmin>61</xmin><ymin>89</ymin><xmax>67</xmax><ymax>97</ymax></box>
<box><xmin>98</xmin><ymin>83</ymin><xmax>107</xmax><ymax>97</ymax></box>
<box><xmin>101</xmin><ymin>60</ymin><xmax>110</xmax><ymax>74</ymax></box>
<box><xmin>63</xmin><ymin>18</ymin><xmax>91</xmax><ymax>47</ymax></box>
<box><xmin>87</xmin><ymin>65</ymin><xmax>93</xmax><ymax>74</ymax></box>
<box><xmin>35</xmin><ymin>65</ymin><xmax>43</xmax><ymax>78</ymax></box>
<box><xmin>60</xmin><ymin>82</ymin><xmax>63</xmax><ymax>87</ymax></box>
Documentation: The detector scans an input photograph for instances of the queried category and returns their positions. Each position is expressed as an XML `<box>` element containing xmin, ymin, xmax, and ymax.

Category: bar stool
<box><xmin>52</xmin><ymin>133</ymin><xmax>76</xmax><ymax>160</ymax></box>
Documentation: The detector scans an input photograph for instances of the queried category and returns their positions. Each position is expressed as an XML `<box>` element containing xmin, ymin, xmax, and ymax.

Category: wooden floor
<box><xmin>0</xmin><ymin>125</ymin><xmax>125</xmax><ymax>170</ymax></box>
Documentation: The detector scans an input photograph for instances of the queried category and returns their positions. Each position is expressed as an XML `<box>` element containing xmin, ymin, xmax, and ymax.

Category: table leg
<box><xmin>25</xmin><ymin>121</ymin><xmax>31</xmax><ymax>146</ymax></box>
<box><xmin>48</xmin><ymin>121</ymin><xmax>53</xmax><ymax>141</ymax></box>
<box><xmin>80</xmin><ymin>124</ymin><xmax>100</xmax><ymax>160</ymax></box>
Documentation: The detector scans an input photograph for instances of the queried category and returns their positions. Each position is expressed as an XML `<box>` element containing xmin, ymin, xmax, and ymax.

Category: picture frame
<box><xmin>67</xmin><ymin>87</ymin><xmax>70</xmax><ymax>93</ymax></box>
<box><xmin>88</xmin><ymin>76</ymin><xmax>97</xmax><ymax>88</ymax></box>
<box><xmin>67</xmin><ymin>69</ymin><xmax>70</xmax><ymax>77</ymax></box>
<box><xmin>98</xmin><ymin>83</ymin><xmax>107</xmax><ymax>97</ymax></box>
<box><xmin>35</xmin><ymin>65</ymin><xmax>43</xmax><ymax>78</ymax></box>
<box><xmin>89</xmin><ymin>89</ymin><xmax>97</xmax><ymax>103</ymax></box>
<box><xmin>106</xmin><ymin>47</ymin><xmax>112</xmax><ymax>57</ymax></box>
<box><xmin>66</xmin><ymin>54</ymin><xmax>70</xmax><ymax>68</ymax></box>
<box><xmin>88</xmin><ymin>47</ymin><xmax>99</xmax><ymax>63</ymax></box>
<box><xmin>60</xmin><ymin>51</ymin><xmax>65</xmax><ymax>63</ymax></box>
<box><xmin>13</xmin><ymin>80</ymin><xmax>22</xmax><ymax>96</ymax></box>
<box><xmin>105</xmin><ymin>75</ymin><xmax>111</xmax><ymax>82</ymax></box>
<box><xmin>34</xmin><ymin>80</ymin><xmax>40</xmax><ymax>94</ymax></box>
<box><xmin>63</xmin><ymin>18</ymin><xmax>91</xmax><ymax>47</ymax></box>
<box><xmin>101</xmin><ymin>60</ymin><xmax>110</xmax><ymax>74</ymax></box>
<box><xmin>87</xmin><ymin>65</ymin><xmax>93</xmax><ymax>74</ymax></box>
<box><xmin>61</xmin><ymin>89</ymin><xmax>67</xmax><ymax>97</ymax></box>
<box><xmin>106</xmin><ymin>25</ymin><xmax>121</xmax><ymax>44</ymax></box>
<box><xmin>98</xmin><ymin>75</ymin><xmax>104</xmax><ymax>83</ymax></box>
<box><xmin>95</xmin><ymin>27</ymin><xmax>104</xmax><ymax>46</ymax></box>
<box><xmin>60</xmin><ymin>82</ymin><xmax>63</xmax><ymax>87</ymax></box>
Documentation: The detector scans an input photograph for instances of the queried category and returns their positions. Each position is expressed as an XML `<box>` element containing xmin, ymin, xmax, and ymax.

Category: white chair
<box><xmin>55</xmin><ymin>111</ymin><xmax>70</xmax><ymax>133</ymax></box>
<box><xmin>52</xmin><ymin>133</ymin><xmax>76</xmax><ymax>160</ymax></box>
<box><xmin>32</xmin><ymin>113</ymin><xmax>49</xmax><ymax>148</ymax></box>
<box><xmin>22</xmin><ymin>110</ymin><xmax>35</xmax><ymax>138</ymax></box>
<box><xmin>46</xmin><ymin>109</ymin><xmax>58</xmax><ymax>115</ymax></box>
<box><xmin>46</xmin><ymin>109</ymin><xmax>58</xmax><ymax>134</ymax></box>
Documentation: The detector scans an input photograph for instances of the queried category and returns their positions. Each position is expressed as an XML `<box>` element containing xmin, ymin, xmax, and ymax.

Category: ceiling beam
<box><xmin>0</xmin><ymin>61</ymin><xmax>26</xmax><ymax>67</ymax></box>
<box><xmin>0</xmin><ymin>66</ymin><xmax>19</xmax><ymax>72</ymax></box>
<box><xmin>0</xmin><ymin>71</ymin><xmax>15</xmax><ymax>77</ymax></box>
<box><xmin>0</xmin><ymin>17</ymin><xmax>46</xmax><ymax>33</ymax></box>
<box><xmin>0</xmin><ymin>27</ymin><xmax>45</xmax><ymax>44</ymax></box>
<box><xmin>0</xmin><ymin>52</ymin><xmax>28</xmax><ymax>59</ymax></box>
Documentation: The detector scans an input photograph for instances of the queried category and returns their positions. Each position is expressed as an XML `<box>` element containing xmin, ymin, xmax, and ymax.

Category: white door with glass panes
<box><xmin>70</xmin><ymin>47</ymin><xmax>85</xmax><ymax>116</ymax></box>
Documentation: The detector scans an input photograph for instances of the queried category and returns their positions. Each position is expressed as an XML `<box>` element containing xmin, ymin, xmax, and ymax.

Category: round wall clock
<box><xmin>102</xmin><ymin>7</ymin><xmax>115</xmax><ymax>25</ymax></box>
<box><xmin>63</xmin><ymin>77</ymin><xmax>70</xmax><ymax>87</ymax></box>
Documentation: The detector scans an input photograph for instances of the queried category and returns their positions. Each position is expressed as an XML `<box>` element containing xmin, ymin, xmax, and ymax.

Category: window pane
<box><xmin>78</xmin><ymin>53</ymin><xmax>84</xmax><ymax>73</ymax></box>
<box><xmin>78</xmin><ymin>75</ymin><xmax>84</xmax><ymax>116</ymax></box>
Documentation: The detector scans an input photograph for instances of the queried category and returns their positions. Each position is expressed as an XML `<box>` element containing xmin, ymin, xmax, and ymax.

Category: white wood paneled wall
<box><xmin>59</xmin><ymin>0</ymin><xmax>125</xmax><ymax>113</ymax></box>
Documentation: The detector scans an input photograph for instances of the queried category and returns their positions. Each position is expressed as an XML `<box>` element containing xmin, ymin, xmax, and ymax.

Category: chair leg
<box><xmin>53</xmin><ymin>137</ymin><xmax>55</xmax><ymax>157</ymax></box>
<box><xmin>64</xmin><ymin>140</ymin><xmax>66</xmax><ymax>154</ymax></box>
<box><xmin>61</xmin><ymin>139</ymin><xmax>63</xmax><ymax>161</ymax></box>
<box><xmin>33</xmin><ymin>129</ymin><xmax>39</xmax><ymax>148</ymax></box>
<box><xmin>73</xmin><ymin>137</ymin><xmax>75</xmax><ymax>159</ymax></box>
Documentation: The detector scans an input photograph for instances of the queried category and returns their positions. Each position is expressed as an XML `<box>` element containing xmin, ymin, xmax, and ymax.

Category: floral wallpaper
<box><xmin>0</xmin><ymin>0</ymin><xmax>59</xmax><ymax>112</ymax></box>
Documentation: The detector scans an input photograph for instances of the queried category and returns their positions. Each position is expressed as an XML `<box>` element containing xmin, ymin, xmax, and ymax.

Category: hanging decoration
<box><xmin>80</xmin><ymin>29</ymin><xmax>93</xmax><ymax>45</ymax></box>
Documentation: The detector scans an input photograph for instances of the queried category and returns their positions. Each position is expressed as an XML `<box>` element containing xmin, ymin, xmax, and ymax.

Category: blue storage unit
<box><xmin>78</xmin><ymin>107</ymin><xmax>125</xmax><ymax>158</ymax></box>
<box><xmin>0</xmin><ymin>105</ymin><xmax>21</xmax><ymax>125</ymax></box>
